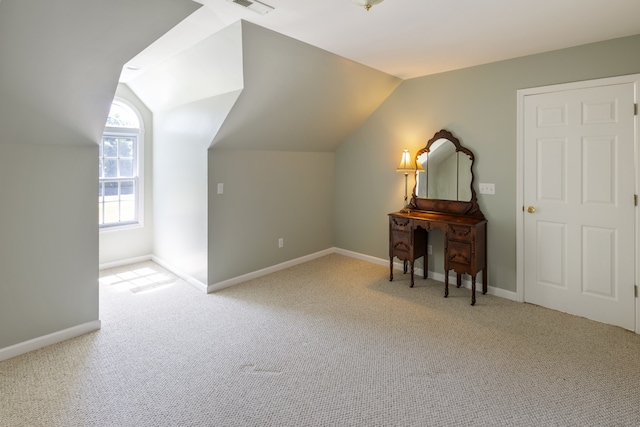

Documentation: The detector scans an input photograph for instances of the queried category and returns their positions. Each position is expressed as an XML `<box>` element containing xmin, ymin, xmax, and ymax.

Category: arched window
<box><xmin>99</xmin><ymin>99</ymin><xmax>144</xmax><ymax>228</ymax></box>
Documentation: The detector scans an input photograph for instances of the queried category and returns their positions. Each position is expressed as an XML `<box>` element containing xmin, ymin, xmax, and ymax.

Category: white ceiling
<box><xmin>121</xmin><ymin>0</ymin><xmax>640</xmax><ymax>82</ymax></box>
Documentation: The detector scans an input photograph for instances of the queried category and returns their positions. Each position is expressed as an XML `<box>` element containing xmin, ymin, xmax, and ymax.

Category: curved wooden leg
<box><xmin>389</xmin><ymin>257</ymin><xmax>393</xmax><ymax>281</ymax></box>
<box><xmin>403</xmin><ymin>260</ymin><xmax>408</xmax><ymax>274</ymax></box>
<box><xmin>482</xmin><ymin>268</ymin><xmax>488</xmax><ymax>295</ymax></box>
<box><xmin>471</xmin><ymin>275</ymin><xmax>476</xmax><ymax>306</ymax></box>
<box><xmin>456</xmin><ymin>273</ymin><xmax>462</xmax><ymax>288</ymax></box>
<box><xmin>410</xmin><ymin>262</ymin><xmax>415</xmax><ymax>288</ymax></box>
<box><xmin>423</xmin><ymin>246</ymin><xmax>428</xmax><ymax>279</ymax></box>
<box><xmin>444</xmin><ymin>270</ymin><xmax>449</xmax><ymax>298</ymax></box>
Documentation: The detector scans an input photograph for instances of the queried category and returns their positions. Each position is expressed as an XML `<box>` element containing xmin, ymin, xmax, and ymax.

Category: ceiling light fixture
<box><xmin>352</xmin><ymin>0</ymin><xmax>384</xmax><ymax>11</ymax></box>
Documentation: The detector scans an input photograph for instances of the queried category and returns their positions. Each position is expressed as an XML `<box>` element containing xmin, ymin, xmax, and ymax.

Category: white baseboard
<box><xmin>0</xmin><ymin>320</ymin><xmax>101</xmax><ymax>362</ymax></box>
<box><xmin>151</xmin><ymin>256</ymin><xmax>208</xmax><ymax>293</ymax></box>
<box><xmin>99</xmin><ymin>247</ymin><xmax>517</xmax><ymax>302</ymax></box>
<box><xmin>333</xmin><ymin>247</ymin><xmax>390</xmax><ymax>267</ymax></box>
<box><xmin>99</xmin><ymin>254</ymin><xmax>152</xmax><ymax>270</ymax></box>
<box><xmin>208</xmin><ymin>248</ymin><xmax>334</xmax><ymax>293</ymax></box>
<box><xmin>335</xmin><ymin>249</ymin><xmax>518</xmax><ymax>302</ymax></box>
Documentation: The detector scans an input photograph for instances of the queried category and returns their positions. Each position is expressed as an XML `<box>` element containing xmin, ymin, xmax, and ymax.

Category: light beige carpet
<box><xmin>1</xmin><ymin>254</ymin><xmax>640</xmax><ymax>426</ymax></box>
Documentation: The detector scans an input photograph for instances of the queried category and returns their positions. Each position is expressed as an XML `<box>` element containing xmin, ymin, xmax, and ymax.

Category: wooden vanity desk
<box><xmin>389</xmin><ymin>130</ymin><xmax>488</xmax><ymax>305</ymax></box>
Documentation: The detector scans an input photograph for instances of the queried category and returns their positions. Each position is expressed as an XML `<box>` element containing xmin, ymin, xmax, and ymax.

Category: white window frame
<box><xmin>99</xmin><ymin>98</ymin><xmax>145</xmax><ymax>232</ymax></box>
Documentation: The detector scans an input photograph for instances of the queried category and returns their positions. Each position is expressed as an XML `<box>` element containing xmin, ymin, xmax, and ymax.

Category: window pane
<box><xmin>118</xmin><ymin>138</ymin><xmax>133</xmax><ymax>158</ymax></box>
<box><xmin>104</xmin><ymin>159</ymin><xmax>117</xmax><ymax>178</ymax></box>
<box><xmin>103</xmin><ymin>137</ymin><xmax>117</xmax><ymax>157</ymax></box>
<box><xmin>106</xmin><ymin>102</ymin><xmax>140</xmax><ymax>128</ymax></box>
<box><xmin>121</xmin><ymin>180</ymin><xmax>135</xmax><ymax>197</ymax></box>
<box><xmin>98</xmin><ymin>182</ymin><xmax>103</xmax><ymax>200</ymax></box>
<box><xmin>98</xmin><ymin>202</ymin><xmax>104</xmax><ymax>225</ymax></box>
<box><xmin>120</xmin><ymin>201</ymin><xmax>135</xmax><ymax>222</ymax></box>
<box><xmin>103</xmin><ymin>202</ymin><xmax>119</xmax><ymax>224</ymax></box>
<box><xmin>119</xmin><ymin>159</ymin><xmax>133</xmax><ymax>177</ymax></box>
<box><xmin>98</xmin><ymin>159</ymin><xmax>103</xmax><ymax>178</ymax></box>
<box><xmin>99</xmin><ymin>139</ymin><xmax>103</xmax><ymax>158</ymax></box>
<box><xmin>104</xmin><ymin>181</ymin><xmax>119</xmax><ymax>198</ymax></box>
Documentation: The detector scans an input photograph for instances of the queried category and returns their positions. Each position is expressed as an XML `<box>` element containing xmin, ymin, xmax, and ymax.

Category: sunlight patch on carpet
<box><xmin>99</xmin><ymin>265</ymin><xmax>175</xmax><ymax>294</ymax></box>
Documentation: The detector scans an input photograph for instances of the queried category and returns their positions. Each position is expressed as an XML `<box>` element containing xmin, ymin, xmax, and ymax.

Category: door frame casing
<box><xmin>516</xmin><ymin>74</ymin><xmax>640</xmax><ymax>332</ymax></box>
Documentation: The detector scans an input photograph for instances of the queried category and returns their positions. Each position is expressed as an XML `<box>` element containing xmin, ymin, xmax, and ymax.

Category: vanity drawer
<box><xmin>391</xmin><ymin>231</ymin><xmax>411</xmax><ymax>255</ymax></box>
<box><xmin>447</xmin><ymin>240</ymin><xmax>471</xmax><ymax>266</ymax></box>
<box><xmin>390</xmin><ymin>216</ymin><xmax>412</xmax><ymax>231</ymax></box>
<box><xmin>448</xmin><ymin>224</ymin><xmax>473</xmax><ymax>239</ymax></box>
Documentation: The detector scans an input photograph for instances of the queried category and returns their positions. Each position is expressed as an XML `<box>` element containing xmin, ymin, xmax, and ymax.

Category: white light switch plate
<box><xmin>479</xmin><ymin>183</ymin><xmax>495</xmax><ymax>195</ymax></box>
<box><xmin>217</xmin><ymin>183</ymin><xmax>224</xmax><ymax>194</ymax></box>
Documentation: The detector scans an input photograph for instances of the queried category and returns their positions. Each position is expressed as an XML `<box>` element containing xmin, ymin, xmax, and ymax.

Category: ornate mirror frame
<box><xmin>409</xmin><ymin>129</ymin><xmax>484</xmax><ymax>219</ymax></box>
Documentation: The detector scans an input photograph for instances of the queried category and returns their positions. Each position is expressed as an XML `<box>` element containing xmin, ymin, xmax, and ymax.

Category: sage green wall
<box><xmin>211</xmin><ymin>21</ymin><xmax>401</xmax><ymax>151</ymax></box>
<box><xmin>208</xmin><ymin>150</ymin><xmax>334</xmax><ymax>284</ymax></box>
<box><xmin>0</xmin><ymin>0</ymin><xmax>198</xmax><ymax>351</ymax></box>
<box><xmin>335</xmin><ymin>34</ymin><xmax>640</xmax><ymax>293</ymax></box>
<box><xmin>205</xmin><ymin>22</ymin><xmax>398</xmax><ymax>286</ymax></box>
<box><xmin>0</xmin><ymin>144</ymin><xmax>98</xmax><ymax>349</ymax></box>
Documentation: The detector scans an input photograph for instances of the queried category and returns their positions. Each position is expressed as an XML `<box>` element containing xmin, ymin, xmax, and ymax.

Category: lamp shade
<box><xmin>396</xmin><ymin>149</ymin><xmax>416</xmax><ymax>173</ymax></box>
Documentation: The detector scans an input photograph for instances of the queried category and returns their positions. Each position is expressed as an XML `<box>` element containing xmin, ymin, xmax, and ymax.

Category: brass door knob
<box><xmin>527</xmin><ymin>206</ymin><xmax>536</xmax><ymax>213</ymax></box>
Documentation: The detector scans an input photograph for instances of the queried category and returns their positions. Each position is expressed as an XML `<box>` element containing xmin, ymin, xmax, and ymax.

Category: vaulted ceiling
<box><xmin>126</xmin><ymin>20</ymin><xmax>401</xmax><ymax>151</ymax></box>
<box><xmin>121</xmin><ymin>0</ymin><xmax>640</xmax><ymax>82</ymax></box>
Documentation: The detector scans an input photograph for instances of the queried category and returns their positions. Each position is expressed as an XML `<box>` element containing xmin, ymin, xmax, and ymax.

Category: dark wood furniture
<box><xmin>388</xmin><ymin>130</ymin><xmax>487</xmax><ymax>305</ymax></box>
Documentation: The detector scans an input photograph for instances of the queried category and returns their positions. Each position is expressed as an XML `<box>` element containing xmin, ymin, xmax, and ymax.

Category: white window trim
<box><xmin>99</xmin><ymin>97</ymin><xmax>145</xmax><ymax>232</ymax></box>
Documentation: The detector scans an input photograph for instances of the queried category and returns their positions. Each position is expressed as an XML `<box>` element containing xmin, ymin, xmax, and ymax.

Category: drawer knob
<box><xmin>527</xmin><ymin>206</ymin><xmax>536</xmax><ymax>213</ymax></box>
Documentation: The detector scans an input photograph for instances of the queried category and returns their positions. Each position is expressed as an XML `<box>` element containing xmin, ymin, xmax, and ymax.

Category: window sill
<box><xmin>99</xmin><ymin>222</ymin><xmax>143</xmax><ymax>233</ymax></box>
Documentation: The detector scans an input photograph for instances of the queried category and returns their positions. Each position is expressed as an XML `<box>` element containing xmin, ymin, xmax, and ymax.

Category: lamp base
<box><xmin>399</xmin><ymin>201</ymin><xmax>412</xmax><ymax>213</ymax></box>
<box><xmin>399</xmin><ymin>173</ymin><xmax>412</xmax><ymax>213</ymax></box>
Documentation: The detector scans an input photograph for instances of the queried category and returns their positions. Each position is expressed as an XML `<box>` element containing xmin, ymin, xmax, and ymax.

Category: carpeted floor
<box><xmin>1</xmin><ymin>254</ymin><xmax>640</xmax><ymax>426</ymax></box>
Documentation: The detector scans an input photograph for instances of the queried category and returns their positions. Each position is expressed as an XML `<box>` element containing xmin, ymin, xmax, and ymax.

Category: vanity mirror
<box><xmin>410</xmin><ymin>129</ymin><xmax>483</xmax><ymax>218</ymax></box>
<box><xmin>415</xmin><ymin>140</ymin><xmax>472</xmax><ymax>201</ymax></box>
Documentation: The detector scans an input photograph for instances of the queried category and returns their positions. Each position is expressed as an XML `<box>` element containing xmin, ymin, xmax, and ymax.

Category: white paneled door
<box><xmin>523</xmin><ymin>82</ymin><xmax>636</xmax><ymax>330</ymax></box>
